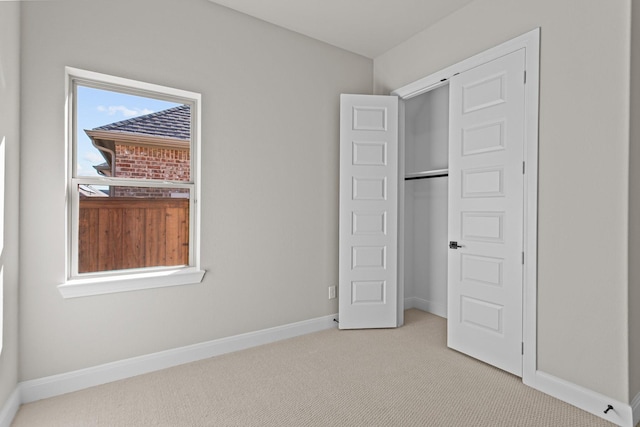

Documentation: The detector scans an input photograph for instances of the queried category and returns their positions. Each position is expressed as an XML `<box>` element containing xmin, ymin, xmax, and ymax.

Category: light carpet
<box><xmin>12</xmin><ymin>309</ymin><xmax>617</xmax><ymax>426</ymax></box>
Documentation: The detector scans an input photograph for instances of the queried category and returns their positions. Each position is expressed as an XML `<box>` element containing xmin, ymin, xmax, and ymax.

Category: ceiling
<box><xmin>207</xmin><ymin>0</ymin><xmax>475</xmax><ymax>58</ymax></box>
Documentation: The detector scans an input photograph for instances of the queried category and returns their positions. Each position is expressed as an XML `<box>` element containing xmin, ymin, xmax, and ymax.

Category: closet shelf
<box><xmin>405</xmin><ymin>168</ymin><xmax>448</xmax><ymax>181</ymax></box>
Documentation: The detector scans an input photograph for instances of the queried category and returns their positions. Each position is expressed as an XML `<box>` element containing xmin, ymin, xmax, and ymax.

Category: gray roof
<box><xmin>92</xmin><ymin>104</ymin><xmax>190</xmax><ymax>140</ymax></box>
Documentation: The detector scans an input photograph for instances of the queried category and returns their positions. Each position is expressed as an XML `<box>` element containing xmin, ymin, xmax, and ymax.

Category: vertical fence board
<box><xmin>166</xmin><ymin>205</ymin><xmax>189</xmax><ymax>266</ymax></box>
<box><xmin>78</xmin><ymin>208</ymin><xmax>99</xmax><ymax>273</ymax></box>
<box><xmin>165</xmin><ymin>208</ymin><xmax>180</xmax><ymax>266</ymax></box>
<box><xmin>122</xmin><ymin>208</ymin><xmax>146</xmax><ymax>270</ymax></box>
<box><xmin>98</xmin><ymin>207</ymin><xmax>123</xmax><ymax>272</ymax></box>
<box><xmin>79</xmin><ymin>198</ymin><xmax>188</xmax><ymax>273</ymax></box>
<box><xmin>179</xmin><ymin>205</ymin><xmax>189</xmax><ymax>265</ymax></box>
<box><xmin>145</xmin><ymin>208</ymin><xmax>167</xmax><ymax>268</ymax></box>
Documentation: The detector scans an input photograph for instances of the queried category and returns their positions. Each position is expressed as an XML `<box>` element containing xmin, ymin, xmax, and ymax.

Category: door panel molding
<box><xmin>339</xmin><ymin>94</ymin><xmax>399</xmax><ymax>329</ymax></box>
<box><xmin>392</xmin><ymin>28</ymin><xmax>539</xmax><ymax>386</ymax></box>
<box><xmin>448</xmin><ymin>49</ymin><xmax>526</xmax><ymax>377</ymax></box>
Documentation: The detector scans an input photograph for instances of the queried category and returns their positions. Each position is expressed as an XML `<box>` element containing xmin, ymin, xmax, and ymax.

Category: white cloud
<box><xmin>97</xmin><ymin>105</ymin><xmax>154</xmax><ymax>117</ymax></box>
<box><xmin>83</xmin><ymin>151</ymin><xmax>104</xmax><ymax>164</ymax></box>
<box><xmin>77</xmin><ymin>162</ymin><xmax>101</xmax><ymax>177</ymax></box>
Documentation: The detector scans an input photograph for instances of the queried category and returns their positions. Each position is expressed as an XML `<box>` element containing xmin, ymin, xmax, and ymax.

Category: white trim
<box><xmin>405</xmin><ymin>297</ymin><xmax>447</xmax><ymax>318</ymax></box>
<box><xmin>0</xmin><ymin>387</ymin><xmax>20</xmax><ymax>427</ymax></box>
<box><xmin>71</xmin><ymin>176</ymin><xmax>194</xmax><ymax>188</ymax></box>
<box><xmin>65</xmin><ymin>67</ymin><xmax>200</xmax><ymax>102</ymax></box>
<box><xmin>632</xmin><ymin>391</ymin><xmax>640</xmax><ymax>427</ymax></box>
<box><xmin>529</xmin><ymin>371</ymin><xmax>634</xmax><ymax>427</ymax></box>
<box><xmin>396</xmin><ymin>99</ymin><xmax>406</xmax><ymax>328</ymax></box>
<box><xmin>2</xmin><ymin>315</ymin><xmax>633</xmax><ymax>427</ymax></box>
<box><xmin>519</xmin><ymin>28</ymin><xmax>540</xmax><ymax>389</ymax></box>
<box><xmin>393</xmin><ymin>27</ymin><xmax>540</xmax><ymax>385</ymax></box>
<box><xmin>404</xmin><ymin>297</ymin><xmax>413</xmax><ymax>309</ymax></box>
<box><xmin>19</xmin><ymin>313</ymin><xmax>338</xmax><ymax>404</ymax></box>
<box><xmin>58</xmin><ymin>268</ymin><xmax>206</xmax><ymax>298</ymax></box>
<box><xmin>63</xmin><ymin>67</ymin><xmax>204</xmax><ymax>296</ymax></box>
<box><xmin>391</xmin><ymin>29</ymin><xmax>539</xmax><ymax>100</ymax></box>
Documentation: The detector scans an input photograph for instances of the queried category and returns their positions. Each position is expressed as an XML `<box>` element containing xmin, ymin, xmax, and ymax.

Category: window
<box><xmin>59</xmin><ymin>68</ymin><xmax>204</xmax><ymax>298</ymax></box>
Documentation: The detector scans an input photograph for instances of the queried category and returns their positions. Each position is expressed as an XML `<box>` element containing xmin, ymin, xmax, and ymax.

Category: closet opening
<box><xmin>400</xmin><ymin>84</ymin><xmax>450</xmax><ymax>320</ymax></box>
<box><xmin>340</xmin><ymin>27</ymin><xmax>539</xmax><ymax>394</ymax></box>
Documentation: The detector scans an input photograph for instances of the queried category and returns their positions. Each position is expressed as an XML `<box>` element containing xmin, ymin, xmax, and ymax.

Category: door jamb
<box><xmin>396</xmin><ymin>100</ymin><xmax>406</xmax><ymax>328</ymax></box>
<box><xmin>391</xmin><ymin>28</ymin><xmax>540</xmax><ymax>386</ymax></box>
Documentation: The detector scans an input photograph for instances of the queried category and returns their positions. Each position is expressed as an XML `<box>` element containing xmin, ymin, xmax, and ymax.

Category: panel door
<box><xmin>447</xmin><ymin>49</ymin><xmax>526</xmax><ymax>376</ymax></box>
<box><xmin>339</xmin><ymin>94</ymin><xmax>398</xmax><ymax>329</ymax></box>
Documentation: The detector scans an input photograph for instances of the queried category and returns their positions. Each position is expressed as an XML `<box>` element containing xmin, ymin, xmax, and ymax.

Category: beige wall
<box><xmin>374</xmin><ymin>0</ymin><xmax>631</xmax><ymax>401</ymax></box>
<box><xmin>0</xmin><ymin>0</ymin><xmax>21</xmax><ymax>409</ymax></box>
<box><xmin>19</xmin><ymin>0</ymin><xmax>371</xmax><ymax>380</ymax></box>
<box><xmin>629</xmin><ymin>0</ymin><xmax>640</xmax><ymax>402</ymax></box>
<box><xmin>15</xmin><ymin>0</ymin><xmax>637</xmax><ymax>408</ymax></box>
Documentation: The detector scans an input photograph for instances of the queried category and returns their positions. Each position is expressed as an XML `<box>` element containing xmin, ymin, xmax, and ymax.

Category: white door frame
<box><xmin>391</xmin><ymin>28</ymin><xmax>539</xmax><ymax>386</ymax></box>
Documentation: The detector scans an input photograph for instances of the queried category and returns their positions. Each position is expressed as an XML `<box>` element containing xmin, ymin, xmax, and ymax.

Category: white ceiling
<box><xmin>207</xmin><ymin>0</ymin><xmax>475</xmax><ymax>58</ymax></box>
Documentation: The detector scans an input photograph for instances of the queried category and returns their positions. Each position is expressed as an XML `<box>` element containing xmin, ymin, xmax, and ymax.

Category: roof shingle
<box><xmin>92</xmin><ymin>104</ymin><xmax>190</xmax><ymax>140</ymax></box>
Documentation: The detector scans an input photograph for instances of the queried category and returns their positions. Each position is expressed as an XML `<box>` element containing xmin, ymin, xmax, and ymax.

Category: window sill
<box><xmin>58</xmin><ymin>268</ymin><xmax>206</xmax><ymax>299</ymax></box>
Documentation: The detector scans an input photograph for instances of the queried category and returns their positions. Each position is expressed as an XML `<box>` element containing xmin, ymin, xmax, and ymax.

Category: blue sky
<box><xmin>76</xmin><ymin>86</ymin><xmax>180</xmax><ymax>177</ymax></box>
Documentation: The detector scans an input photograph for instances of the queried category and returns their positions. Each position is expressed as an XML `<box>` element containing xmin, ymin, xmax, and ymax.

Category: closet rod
<box><xmin>405</xmin><ymin>168</ymin><xmax>448</xmax><ymax>181</ymax></box>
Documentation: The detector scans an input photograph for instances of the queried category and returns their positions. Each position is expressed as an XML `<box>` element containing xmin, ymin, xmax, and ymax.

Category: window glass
<box><xmin>77</xmin><ymin>185</ymin><xmax>190</xmax><ymax>273</ymax></box>
<box><xmin>75</xmin><ymin>86</ymin><xmax>189</xmax><ymax>180</ymax></box>
<box><xmin>68</xmin><ymin>70</ymin><xmax>199</xmax><ymax>281</ymax></box>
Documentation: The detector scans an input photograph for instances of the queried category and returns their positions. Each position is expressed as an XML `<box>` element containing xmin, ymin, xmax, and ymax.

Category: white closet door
<box><xmin>339</xmin><ymin>94</ymin><xmax>398</xmax><ymax>329</ymax></box>
<box><xmin>447</xmin><ymin>49</ymin><xmax>526</xmax><ymax>376</ymax></box>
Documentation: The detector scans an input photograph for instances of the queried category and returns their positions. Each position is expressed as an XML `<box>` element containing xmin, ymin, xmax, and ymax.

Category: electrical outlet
<box><xmin>328</xmin><ymin>286</ymin><xmax>336</xmax><ymax>299</ymax></box>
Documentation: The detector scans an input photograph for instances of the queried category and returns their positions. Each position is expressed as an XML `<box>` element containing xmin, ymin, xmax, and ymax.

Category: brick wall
<box><xmin>114</xmin><ymin>144</ymin><xmax>190</xmax><ymax>197</ymax></box>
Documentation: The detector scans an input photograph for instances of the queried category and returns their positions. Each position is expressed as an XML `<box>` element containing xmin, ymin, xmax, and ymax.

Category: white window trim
<box><xmin>60</xmin><ymin>67</ymin><xmax>205</xmax><ymax>298</ymax></box>
<box><xmin>58</xmin><ymin>267</ymin><xmax>206</xmax><ymax>299</ymax></box>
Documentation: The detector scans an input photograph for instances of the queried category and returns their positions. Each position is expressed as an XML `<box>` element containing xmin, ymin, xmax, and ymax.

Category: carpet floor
<box><xmin>12</xmin><ymin>309</ymin><xmax>617</xmax><ymax>426</ymax></box>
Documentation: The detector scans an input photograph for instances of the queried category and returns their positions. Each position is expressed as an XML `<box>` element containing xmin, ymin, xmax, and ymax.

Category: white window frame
<box><xmin>58</xmin><ymin>67</ymin><xmax>204</xmax><ymax>298</ymax></box>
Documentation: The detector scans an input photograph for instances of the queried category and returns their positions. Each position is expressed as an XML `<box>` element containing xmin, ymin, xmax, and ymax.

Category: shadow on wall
<box><xmin>0</xmin><ymin>53</ymin><xmax>6</xmax><ymax>90</ymax></box>
<box><xmin>0</xmin><ymin>136</ymin><xmax>6</xmax><ymax>355</ymax></box>
<box><xmin>0</xmin><ymin>48</ymin><xmax>8</xmax><ymax>355</ymax></box>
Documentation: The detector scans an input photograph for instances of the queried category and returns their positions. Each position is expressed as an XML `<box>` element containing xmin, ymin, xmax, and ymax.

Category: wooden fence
<box><xmin>79</xmin><ymin>197</ymin><xmax>189</xmax><ymax>273</ymax></box>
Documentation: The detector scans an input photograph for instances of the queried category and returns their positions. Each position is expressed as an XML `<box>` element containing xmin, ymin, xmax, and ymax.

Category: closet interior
<box><xmin>403</xmin><ymin>84</ymin><xmax>450</xmax><ymax>318</ymax></box>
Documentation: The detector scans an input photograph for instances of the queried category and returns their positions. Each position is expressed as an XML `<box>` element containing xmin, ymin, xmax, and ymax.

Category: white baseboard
<box><xmin>530</xmin><ymin>371</ymin><xmax>633</xmax><ymax>427</ymax></box>
<box><xmin>631</xmin><ymin>391</ymin><xmax>640</xmax><ymax>427</ymax></box>
<box><xmin>0</xmin><ymin>387</ymin><xmax>21</xmax><ymax>427</ymax></box>
<box><xmin>404</xmin><ymin>297</ymin><xmax>447</xmax><ymax>318</ymax></box>
<box><xmin>20</xmin><ymin>313</ymin><xmax>338</xmax><ymax>404</ymax></box>
<box><xmin>5</xmin><ymin>313</ymin><xmax>637</xmax><ymax>427</ymax></box>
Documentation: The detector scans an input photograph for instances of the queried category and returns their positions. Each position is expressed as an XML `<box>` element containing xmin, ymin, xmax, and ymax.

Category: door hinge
<box><xmin>524</xmin><ymin>70</ymin><xmax>527</xmax><ymax>84</ymax></box>
<box><xmin>522</xmin><ymin>252</ymin><xmax>525</xmax><ymax>264</ymax></box>
<box><xmin>521</xmin><ymin>342</ymin><xmax>524</xmax><ymax>355</ymax></box>
<box><xmin>523</xmin><ymin>161</ymin><xmax>525</xmax><ymax>174</ymax></box>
